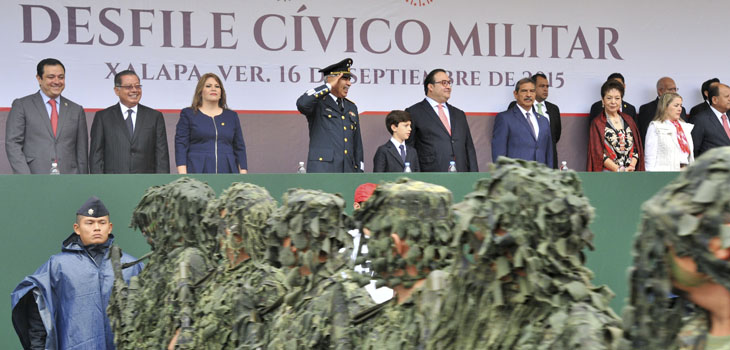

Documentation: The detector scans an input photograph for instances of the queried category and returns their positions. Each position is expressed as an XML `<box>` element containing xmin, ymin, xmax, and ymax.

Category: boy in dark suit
<box><xmin>373</xmin><ymin>110</ymin><xmax>420</xmax><ymax>172</ymax></box>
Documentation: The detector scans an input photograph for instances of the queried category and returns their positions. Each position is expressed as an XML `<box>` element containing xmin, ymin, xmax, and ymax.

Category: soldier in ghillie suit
<box><xmin>353</xmin><ymin>178</ymin><xmax>455</xmax><ymax>349</ymax></box>
<box><xmin>623</xmin><ymin>148</ymin><xmax>730</xmax><ymax>350</ymax></box>
<box><xmin>108</xmin><ymin>177</ymin><xmax>218</xmax><ymax>350</ymax></box>
<box><xmin>178</xmin><ymin>182</ymin><xmax>286</xmax><ymax>350</ymax></box>
<box><xmin>429</xmin><ymin>158</ymin><xmax>624</xmax><ymax>350</ymax></box>
<box><xmin>266</xmin><ymin>188</ymin><xmax>373</xmax><ymax>350</ymax></box>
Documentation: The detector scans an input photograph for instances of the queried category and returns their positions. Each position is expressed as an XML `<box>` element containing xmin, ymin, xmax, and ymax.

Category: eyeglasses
<box><xmin>116</xmin><ymin>84</ymin><xmax>142</xmax><ymax>90</ymax></box>
<box><xmin>666</xmin><ymin>87</ymin><xmax>679</xmax><ymax>92</ymax></box>
<box><xmin>433</xmin><ymin>80</ymin><xmax>453</xmax><ymax>87</ymax></box>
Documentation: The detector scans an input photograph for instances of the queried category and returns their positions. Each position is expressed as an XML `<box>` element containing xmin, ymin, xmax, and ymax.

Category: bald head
<box><xmin>656</xmin><ymin>77</ymin><xmax>677</xmax><ymax>97</ymax></box>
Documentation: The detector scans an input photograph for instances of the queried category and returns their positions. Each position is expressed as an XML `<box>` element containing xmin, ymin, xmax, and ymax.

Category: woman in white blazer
<box><xmin>644</xmin><ymin>92</ymin><xmax>694</xmax><ymax>171</ymax></box>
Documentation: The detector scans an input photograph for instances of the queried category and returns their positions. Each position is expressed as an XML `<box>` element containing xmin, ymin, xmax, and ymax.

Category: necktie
<box><xmin>336</xmin><ymin>98</ymin><xmax>344</xmax><ymax>112</ymax></box>
<box><xmin>126</xmin><ymin>109</ymin><xmax>134</xmax><ymax>136</ymax></box>
<box><xmin>537</xmin><ymin>103</ymin><xmax>544</xmax><ymax>116</ymax></box>
<box><xmin>723</xmin><ymin>114</ymin><xmax>730</xmax><ymax>140</ymax></box>
<box><xmin>526</xmin><ymin>111</ymin><xmax>536</xmax><ymax>138</ymax></box>
<box><xmin>48</xmin><ymin>99</ymin><xmax>58</xmax><ymax>137</ymax></box>
<box><xmin>398</xmin><ymin>144</ymin><xmax>406</xmax><ymax>163</ymax></box>
<box><xmin>437</xmin><ymin>104</ymin><xmax>451</xmax><ymax>135</ymax></box>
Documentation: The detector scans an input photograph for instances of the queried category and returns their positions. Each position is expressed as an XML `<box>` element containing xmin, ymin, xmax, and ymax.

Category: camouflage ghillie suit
<box><xmin>624</xmin><ymin>148</ymin><xmax>730</xmax><ymax>350</ymax></box>
<box><xmin>187</xmin><ymin>182</ymin><xmax>287</xmax><ymax>350</ymax></box>
<box><xmin>353</xmin><ymin>178</ymin><xmax>455</xmax><ymax>349</ymax></box>
<box><xmin>108</xmin><ymin>177</ymin><xmax>218</xmax><ymax>350</ymax></box>
<box><xmin>267</xmin><ymin>188</ymin><xmax>373</xmax><ymax>350</ymax></box>
<box><xmin>430</xmin><ymin>158</ymin><xmax>623</xmax><ymax>350</ymax></box>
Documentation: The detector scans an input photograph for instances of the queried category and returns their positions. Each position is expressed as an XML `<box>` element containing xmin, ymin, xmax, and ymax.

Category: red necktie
<box><xmin>722</xmin><ymin>114</ymin><xmax>730</xmax><ymax>140</ymax></box>
<box><xmin>48</xmin><ymin>99</ymin><xmax>58</xmax><ymax>137</ymax></box>
<box><xmin>437</xmin><ymin>104</ymin><xmax>451</xmax><ymax>135</ymax></box>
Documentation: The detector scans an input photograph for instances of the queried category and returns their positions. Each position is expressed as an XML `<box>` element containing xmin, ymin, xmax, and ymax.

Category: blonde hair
<box><xmin>653</xmin><ymin>92</ymin><xmax>682</xmax><ymax>122</ymax></box>
<box><xmin>190</xmin><ymin>73</ymin><xmax>228</xmax><ymax>112</ymax></box>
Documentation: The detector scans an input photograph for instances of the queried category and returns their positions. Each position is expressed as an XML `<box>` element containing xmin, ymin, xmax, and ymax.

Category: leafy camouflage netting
<box><xmin>110</xmin><ymin>177</ymin><xmax>218</xmax><ymax>349</ymax></box>
<box><xmin>185</xmin><ymin>182</ymin><xmax>285</xmax><ymax>350</ymax></box>
<box><xmin>355</xmin><ymin>178</ymin><xmax>454</xmax><ymax>288</ymax></box>
<box><xmin>130</xmin><ymin>177</ymin><xmax>217</xmax><ymax>255</ymax></box>
<box><xmin>624</xmin><ymin>147</ymin><xmax>730</xmax><ymax>349</ymax></box>
<box><xmin>267</xmin><ymin>188</ymin><xmax>353</xmax><ymax>272</ymax></box>
<box><xmin>430</xmin><ymin>157</ymin><xmax>623</xmax><ymax>350</ymax></box>
<box><xmin>266</xmin><ymin>188</ymin><xmax>373</xmax><ymax>349</ymax></box>
<box><xmin>203</xmin><ymin>182</ymin><xmax>277</xmax><ymax>264</ymax></box>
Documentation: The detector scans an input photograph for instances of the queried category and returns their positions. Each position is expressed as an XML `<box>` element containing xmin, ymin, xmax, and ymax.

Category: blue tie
<box><xmin>399</xmin><ymin>145</ymin><xmax>406</xmax><ymax>163</ymax></box>
<box><xmin>126</xmin><ymin>109</ymin><xmax>134</xmax><ymax>136</ymax></box>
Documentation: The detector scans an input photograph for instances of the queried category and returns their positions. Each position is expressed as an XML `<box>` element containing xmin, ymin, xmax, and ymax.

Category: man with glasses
<box><xmin>637</xmin><ymin>76</ymin><xmax>687</xmax><ymax>143</ymax></box>
<box><xmin>492</xmin><ymin>77</ymin><xmax>553</xmax><ymax>167</ymax></box>
<box><xmin>5</xmin><ymin>58</ymin><xmax>88</xmax><ymax>174</ymax></box>
<box><xmin>296</xmin><ymin>58</ymin><xmax>364</xmax><ymax>173</ymax></box>
<box><xmin>405</xmin><ymin>68</ymin><xmax>478</xmax><ymax>172</ymax></box>
<box><xmin>89</xmin><ymin>70</ymin><xmax>169</xmax><ymax>173</ymax></box>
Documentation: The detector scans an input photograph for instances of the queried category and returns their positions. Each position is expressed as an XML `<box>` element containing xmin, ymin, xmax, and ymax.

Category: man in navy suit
<box><xmin>691</xmin><ymin>83</ymin><xmax>730</xmax><ymax>157</ymax></box>
<box><xmin>689</xmin><ymin>78</ymin><xmax>720</xmax><ymax>121</ymax></box>
<box><xmin>492</xmin><ymin>77</ymin><xmax>553</xmax><ymax>167</ymax></box>
<box><xmin>405</xmin><ymin>69</ymin><xmax>478</xmax><ymax>172</ymax></box>
<box><xmin>296</xmin><ymin>58</ymin><xmax>363</xmax><ymax>173</ymax></box>
<box><xmin>373</xmin><ymin>110</ymin><xmax>419</xmax><ymax>172</ymax></box>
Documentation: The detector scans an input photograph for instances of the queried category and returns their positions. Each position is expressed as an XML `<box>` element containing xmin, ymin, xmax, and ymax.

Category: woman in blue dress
<box><xmin>175</xmin><ymin>73</ymin><xmax>247</xmax><ymax>174</ymax></box>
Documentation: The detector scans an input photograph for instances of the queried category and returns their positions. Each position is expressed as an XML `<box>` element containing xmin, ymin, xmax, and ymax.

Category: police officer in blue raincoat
<box><xmin>10</xmin><ymin>196</ymin><xmax>144</xmax><ymax>350</ymax></box>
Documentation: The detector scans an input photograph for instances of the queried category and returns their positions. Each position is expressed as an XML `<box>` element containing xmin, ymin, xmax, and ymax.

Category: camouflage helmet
<box><xmin>267</xmin><ymin>188</ymin><xmax>352</xmax><ymax>270</ymax></box>
<box><xmin>355</xmin><ymin>178</ymin><xmax>454</xmax><ymax>288</ymax></box>
<box><xmin>453</xmin><ymin>158</ymin><xmax>597</xmax><ymax>304</ymax></box>
<box><xmin>204</xmin><ymin>182</ymin><xmax>277</xmax><ymax>263</ymax></box>
<box><xmin>131</xmin><ymin>177</ymin><xmax>216</xmax><ymax>254</ymax></box>
<box><xmin>624</xmin><ymin>148</ymin><xmax>730</xmax><ymax>349</ymax></box>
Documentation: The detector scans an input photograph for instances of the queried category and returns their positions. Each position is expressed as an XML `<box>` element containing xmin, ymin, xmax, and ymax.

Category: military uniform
<box><xmin>108</xmin><ymin>178</ymin><xmax>218</xmax><ymax>350</ymax></box>
<box><xmin>428</xmin><ymin>158</ymin><xmax>624</xmax><ymax>350</ymax></box>
<box><xmin>296</xmin><ymin>58</ymin><xmax>363</xmax><ymax>173</ymax></box>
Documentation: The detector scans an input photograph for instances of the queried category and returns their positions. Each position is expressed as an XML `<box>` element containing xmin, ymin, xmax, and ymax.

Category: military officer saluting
<box><xmin>296</xmin><ymin>58</ymin><xmax>364</xmax><ymax>173</ymax></box>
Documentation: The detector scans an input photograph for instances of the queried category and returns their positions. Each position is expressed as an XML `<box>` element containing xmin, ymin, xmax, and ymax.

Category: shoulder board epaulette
<box><xmin>345</xmin><ymin>97</ymin><xmax>356</xmax><ymax>104</ymax></box>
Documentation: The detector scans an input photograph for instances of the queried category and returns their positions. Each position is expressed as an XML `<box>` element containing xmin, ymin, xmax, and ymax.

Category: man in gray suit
<box><xmin>89</xmin><ymin>70</ymin><xmax>169</xmax><ymax>173</ymax></box>
<box><xmin>5</xmin><ymin>58</ymin><xmax>88</xmax><ymax>174</ymax></box>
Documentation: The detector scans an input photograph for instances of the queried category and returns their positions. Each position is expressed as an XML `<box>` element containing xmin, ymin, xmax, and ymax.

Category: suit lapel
<box><xmin>513</xmin><ymin>107</ymin><xmax>536</xmax><ymax>141</ymax></box>
<box><xmin>421</xmin><ymin>99</ymin><xmax>450</xmax><ymax>136</ymax></box>
<box><xmin>324</xmin><ymin>95</ymin><xmax>341</xmax><ymax>114</ymax></box>
<box><xmin>32</xmin><ymin>92</ymin><xmax>54</xmax><ymax>138</ymax></box>
<box><xmin>386</xmin><ymin>142</ymin><xmax>405</xmax><ymax>167</ymax></box>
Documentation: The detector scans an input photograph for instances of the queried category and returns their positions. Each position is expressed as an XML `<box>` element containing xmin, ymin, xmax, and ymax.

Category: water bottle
<box><xmin>404</xmin><ymin>162</ymin><xmax>412</xmax><ymax>173</ymax></box>
<box><xmin>560</xmin><ymin>161</ymin><xmax>569</xmax><ymax>171</ymax></box>
<box><xmin>50</xmin><ymin>161</ymin><xmax>60</xmax><ymax>175</ymax></box>
<box><xmin>296</xmin><ymin>161</ymin><xmax>306</xmax><ymax>174</ymax></box>
<box><xmin>448</xmin><ymin>161</ymin><xmax>457</xmax><ymax>173</ymax></box>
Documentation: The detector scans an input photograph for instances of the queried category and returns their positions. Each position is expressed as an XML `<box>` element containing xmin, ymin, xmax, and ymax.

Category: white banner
<box><xmin>2</xmin><ymin>0</ymin><xmax>726</xmax><ymax>112</ymax></box>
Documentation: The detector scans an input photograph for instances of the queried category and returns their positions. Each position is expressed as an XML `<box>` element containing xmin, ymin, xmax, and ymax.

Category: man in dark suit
<box><xmin>89</xmin><ymin>70</ymin><xmax>169</xmax><ymax>173</ymax></box>
<box><xmin>691</xmin><ymin>83</ymin><xmax>730</xmax><ymax>157</ymax></box>
<box><xmin>637</xmin><ymin>77</ymin><xmax>687</xmax><ymax>142</ymax></box>
<box><xmin>492</xmin><ymin>78</ymin><xmax>553</xmax><ymax>167</ymax></box>
<box><xmin>296</xmin><ymin>58</ymin><xmax>363</xmax><ymax>173</ymax></box>
<box><xmin>588</xmin><ymin>73</ymin><xmax>637</xmax><ymax>125</ymax></box>
<box><xmin>5</xmin><ymin>58</ymin><xmax>88</xmax><ymax>174</ymax></box>
<box><xmin>405</xmin><ymin>69</ymin><xmax>478</xmax><ymax>172</ymax></box>
<box><xmin>508</xmin><ymin>73</ymin><xmax>561</xmax><ymax>168</ymax></box>
<box><xmin>689</xmin><ymin>78</ymin><xmax>720</xmax><ymax>121</ymax></box>
<box><xmin>373</xmin><ymin>110</ymin><xmax>420</xmax><ymax>172</ymax></box>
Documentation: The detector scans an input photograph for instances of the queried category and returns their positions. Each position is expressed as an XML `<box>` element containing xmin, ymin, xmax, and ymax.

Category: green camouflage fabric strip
<box><xmin>430</xmin><ymin>158</ymin><xmax>623</xmax><ymax>350</ymax></box>
<box><xmin>108</xmin><ymin>178</ymin><xmax>217</xmax><ymax>350</ymax></box>
<box><xmin>624</xmin><ymin>148</ymin><xmax>730</xmax><ymax>349</ymax></box>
